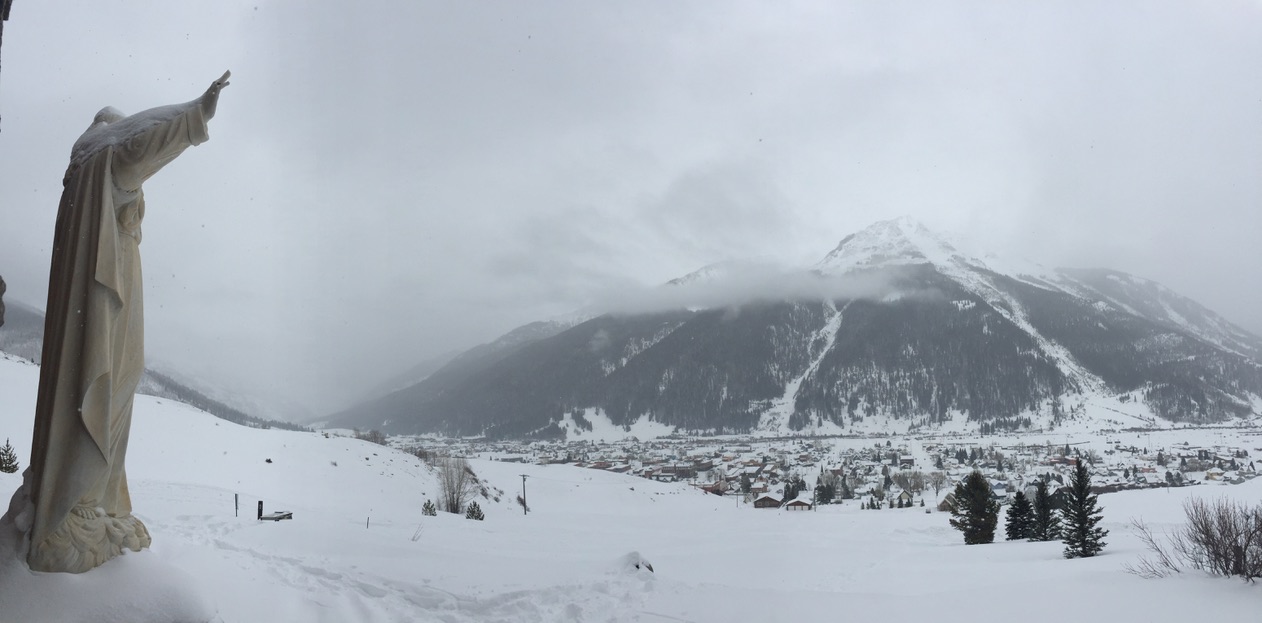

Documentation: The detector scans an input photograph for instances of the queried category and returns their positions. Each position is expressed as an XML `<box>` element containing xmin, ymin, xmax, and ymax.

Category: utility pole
<box><xmin>520</xmin><ymin>474</ymin><xmax>528</xmax><ymax>515</ymax></box>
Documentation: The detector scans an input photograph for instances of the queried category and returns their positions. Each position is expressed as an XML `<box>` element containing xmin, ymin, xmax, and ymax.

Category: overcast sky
<box><xmin>1</xmin><ymin>1</ymin><xmax>1259</xmax><ymax>419</ymax></box>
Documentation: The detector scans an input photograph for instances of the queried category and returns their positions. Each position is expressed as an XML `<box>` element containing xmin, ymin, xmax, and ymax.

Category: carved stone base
<box><xmin>27</xmin><ymin>505</ymin><xmax>151</xmax><ymax>573</ymax></box>
<box><xmin>2</xmin><ymin>484</ymin><xmax>215</xmax><ymax>622</ymax></box>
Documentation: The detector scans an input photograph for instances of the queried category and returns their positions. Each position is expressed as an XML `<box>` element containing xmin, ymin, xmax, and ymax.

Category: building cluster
<box><xmin>392</xmin><ymin>432</ymin><xmax>1259</xmax><ymax>512</ymax></box>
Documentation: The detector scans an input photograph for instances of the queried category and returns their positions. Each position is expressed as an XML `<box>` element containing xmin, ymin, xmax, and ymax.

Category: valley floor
<box><xmin>0</xmin><ymin>355</ymin><xmax>1258</xmax><ymax>622</ymax></box>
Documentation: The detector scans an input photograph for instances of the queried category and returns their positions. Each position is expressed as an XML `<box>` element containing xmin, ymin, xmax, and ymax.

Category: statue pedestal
<box><xmin>0</xmin><ymin>489</ymin><xmax>216</xmax><ymax>623</ymax></box>
<box><xmin>27</xmin><ymin>503</ymin><xmax>152</xmax><ymax>573</ymax></box>
<box><xmin>8</xmin><ymin>469</ymin><xmax>151</xmax><ymax>573</ymax></box>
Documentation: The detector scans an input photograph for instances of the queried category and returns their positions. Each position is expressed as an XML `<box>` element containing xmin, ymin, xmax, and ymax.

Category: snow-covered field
<box><xmin>0</xmin><ymin>353</ymin><xmax>1258</xmax><ymax>622</ymax></box>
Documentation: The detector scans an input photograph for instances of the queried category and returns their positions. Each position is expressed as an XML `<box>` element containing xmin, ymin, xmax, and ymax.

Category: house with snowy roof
<box><xmin>783</xmin><ymin>497</ymin><xmax>813</xmax><ymax>511</ymax></box>
<box><xmin>754</xmin><ymin>494</ymin><xmax>782</xmax><ymax>509</ymax></box>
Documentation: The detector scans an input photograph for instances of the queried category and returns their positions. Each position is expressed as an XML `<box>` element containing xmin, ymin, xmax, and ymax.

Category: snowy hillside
<box><xmin>2</xmin><ymin>353</ymin><xmax>1260</xmax><ymax>622</ymax></box>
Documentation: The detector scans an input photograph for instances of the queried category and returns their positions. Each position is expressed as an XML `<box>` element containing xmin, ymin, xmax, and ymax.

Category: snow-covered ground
<box><xmin>0</xmin><ymin>353</ymin><xmax>1258</xmax><ymax>622</ymax></box>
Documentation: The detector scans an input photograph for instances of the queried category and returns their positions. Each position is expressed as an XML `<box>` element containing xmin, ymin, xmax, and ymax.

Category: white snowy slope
<box><xmin>817</xmin><ymin>216</ymin><xmax>1262</xmax><ymax>362</ymax></box>
<box><xmin>2</xmin><ymin>352</ymin><xmax>1261</xmax><ymax>622</ymax></box>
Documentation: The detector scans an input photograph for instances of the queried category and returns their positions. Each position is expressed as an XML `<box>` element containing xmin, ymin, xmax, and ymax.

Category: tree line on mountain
<box><xmin>143</xmin><ymin>369</ymin><xmax>309</xmax><ymax>432</ymax></box>
<box><xmin>792</xmin><ymin>290</ymin><xmax>1069</xmax><ymax>429</ymax></box>
<box><xmin>999</xmin><ymin>274</ymin><xmax>1262</xmax><ymax>423</ymax></box>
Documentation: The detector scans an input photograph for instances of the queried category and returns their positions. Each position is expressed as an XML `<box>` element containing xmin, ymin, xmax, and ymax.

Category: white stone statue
<box><xmin>9</xmin><ymin>72</ymin><xmax>229</xmax><ymax>573</ymax></box>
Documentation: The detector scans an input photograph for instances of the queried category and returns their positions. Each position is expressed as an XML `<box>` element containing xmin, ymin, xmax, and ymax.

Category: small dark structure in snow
<box><xmin>620</xmin><ymin>551</ymin><xmax>654</xmax><ymax>573</ymax></box>
<box><xmin>257</xmin><ymin>500</ymin><xmax>292</xmax><ymax>521</ymax></box>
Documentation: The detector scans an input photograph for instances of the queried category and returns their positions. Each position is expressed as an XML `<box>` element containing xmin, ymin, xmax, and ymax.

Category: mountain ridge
<box><xmin>330</xmin><ymin>218</ymin><xmax>1262</xmax><ymax>438</ymax></box>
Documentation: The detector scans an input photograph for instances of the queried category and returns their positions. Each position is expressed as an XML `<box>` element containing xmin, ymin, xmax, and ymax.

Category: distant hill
<box><xmin>0</xmin><ymin>299</ymin><xmax>306</xmax><ymax>432</ymax></box>
<box><xmin>328</xmin><ymin>218</ymin><xmax>1262</xmax><ymax>440</ymax></box>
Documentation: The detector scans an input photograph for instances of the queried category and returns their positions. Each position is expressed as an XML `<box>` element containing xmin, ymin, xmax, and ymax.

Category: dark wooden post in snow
<box><xmin>257</xmin><ymin>500</ymin><xmax>263</xmax><ymax>521</ymax></box>
<box><xmin>0</xmin><ymin>0</ymin><xmax>12</xmax><ymax>133</ymax></box>
<box><xmin>520</xmin><ymin>474</ymin><xmax>528</xmax><ymax>515</ymax></box>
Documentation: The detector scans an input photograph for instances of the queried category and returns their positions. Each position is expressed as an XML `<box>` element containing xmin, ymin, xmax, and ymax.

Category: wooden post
<box><xmin>235</xmin><ymin>493</ymin><xmax>239</xmax><ymax>517</ymax></box>
<box><xmin>257</xmin><ymin>500</ymin><xmax>263</xmax><ymax>521</ymax></box>
<box><xmin>520</xmin><ymin>474</ymin><xmax>528</xmax><ymax>515</ymax></box>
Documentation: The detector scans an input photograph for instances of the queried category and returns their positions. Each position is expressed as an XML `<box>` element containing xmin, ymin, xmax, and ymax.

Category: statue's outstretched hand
<box><xmin>200</xmin><ymin>71</ymin><xmax>231</xmax><ymax>119</ymax></box>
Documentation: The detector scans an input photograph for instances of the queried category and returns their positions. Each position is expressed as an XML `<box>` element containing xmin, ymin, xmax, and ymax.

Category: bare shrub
<box><xmin>353</xmin><ymin>428</ymin><xmax>388</xmax><ymax>446</ymax></box>
<box><xmin>1127</xmin><ymin>498</ymin><xmax>1262</xmax><ymax>581</ymax></box>
<box><xmin>928</xmin><ymin>471</ymin><xmax>947</xmax><ymax>498</ymax></box>
<box><xmin>1175</xmin><ymin>498</ymin><xmax>1262</xmax><ymax>579</ymax></box>
<box><xmin>1125</xmin><ymin>518</ymin><xmax>1181</xmax><ymax>578</ymax></box>
<box><xmin>436</xmin><ymin>456</ymin><xmax>480</xmax><ymax>514</ymax></box>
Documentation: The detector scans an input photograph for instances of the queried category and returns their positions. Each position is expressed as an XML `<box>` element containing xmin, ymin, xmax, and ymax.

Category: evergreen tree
<box><xmin>947</xmin><ymin>471</ymin><xmax>999</xmax><ymax>544</ymax></box>
<box><xmin>1004</xmin><ymin>491</ymin><xmax>1033</xmax><ymax>540</ymax></box>
<box><xmin>422</xmin><ymin>499</ymin><xmax>438</xmax><ymax>516</ymax></box>
<box><xmin>465</xmin><ymin>501</ymin><xmax>485</xmax><ymax>520</ymax></box>
<box><xmin>0</xmin><ymin>439</ymin><xmax>18</xmax><ymax>474</ymax></box>
<box><xmin>1060</xmin><ymin>462</ymin><xmax>1107</xmax><ymax>558</ymax></box>
<box><xmin>1029</xmin><ymin>479</ymin><xmax>1061</xmax><ymax>541</ymax></box>
<box><xmin>814</xmin><ymin>483</ymin><xmax>835</xmax><ymax>505</ymax></box>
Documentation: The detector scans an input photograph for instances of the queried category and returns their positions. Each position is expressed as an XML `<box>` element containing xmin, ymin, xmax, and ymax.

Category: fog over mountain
<box><xmin>0</xmin><ymin>2</ymin><xmax>1258</xmax><ymax>417</ymax></box>
<box><xmin>330</xmin><ymin>218</ymin><xmax>1262</xmax><ymax>439</ymax></box>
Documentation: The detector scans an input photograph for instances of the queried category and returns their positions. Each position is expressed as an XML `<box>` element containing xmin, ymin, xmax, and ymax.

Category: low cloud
<box><xmin>587</xmin><ymin>260</ymin><xmax>928</xmax><ymax>316</ymax></box>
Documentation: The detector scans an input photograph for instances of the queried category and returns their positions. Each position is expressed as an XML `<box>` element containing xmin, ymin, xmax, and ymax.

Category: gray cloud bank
<box><xmin>0</xmin><ymin>1</ymin><xmax>1258</xmax><ymax>419</ymax></box>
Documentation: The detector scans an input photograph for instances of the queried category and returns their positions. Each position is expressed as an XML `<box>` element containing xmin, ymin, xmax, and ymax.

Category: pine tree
<box><xmin>422</xmin><ymin>499</ymin><xmax>438</xmax><ymax>516</ymax></box>
<box><xmin>1004</xmin><ymin>491</ymin><xmax>1033</xmax><ymax>540</ymax></box>
<box><xmin>948</xmin><ymin>471</ymin><xmax>999</xmax><ymax>544</ymax></box>
<box><xmin>1060</xmin><ymin>462</ymin><xmax>1108</xmax><ymax>558</ymax></box>
<box><xmin>464</xmin><ymin>501</ymin><xmax>485</xmax><ymax>520</ymax></box>
<box><xmin>0</xmin><ymin>438</ymin><xmax>18</xmax><ymax>474</ymax></box>
<box><xmin>1029</xmin><ymin>479</ymin><xmax>1061</xmax><ymax>541</ymax></box>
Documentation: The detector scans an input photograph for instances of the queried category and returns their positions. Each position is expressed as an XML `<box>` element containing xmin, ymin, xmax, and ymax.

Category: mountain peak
<box><xmin>815</xmin><ymin>217</ymin><xmax>968</xmax><ymax>275</ymax></box>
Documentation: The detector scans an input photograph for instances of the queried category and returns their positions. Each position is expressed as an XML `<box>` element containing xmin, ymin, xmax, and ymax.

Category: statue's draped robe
<box><xmin>23</xmin><ymin>100</ymin><xmax>209</xmax><ymax>573</ymax></box>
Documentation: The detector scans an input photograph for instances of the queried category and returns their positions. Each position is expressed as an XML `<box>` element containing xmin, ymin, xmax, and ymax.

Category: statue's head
<box><xmin>93</xmin><ymin>107</ymin><xmax>126</xmax><ymax>125</ymax></box>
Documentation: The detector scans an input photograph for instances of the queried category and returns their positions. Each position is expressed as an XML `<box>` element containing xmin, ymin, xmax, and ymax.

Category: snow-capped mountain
<box><xmin>331</xmin><ymin>218</ymin><xmax>1262</xmax><ymax>439</ymax></box>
